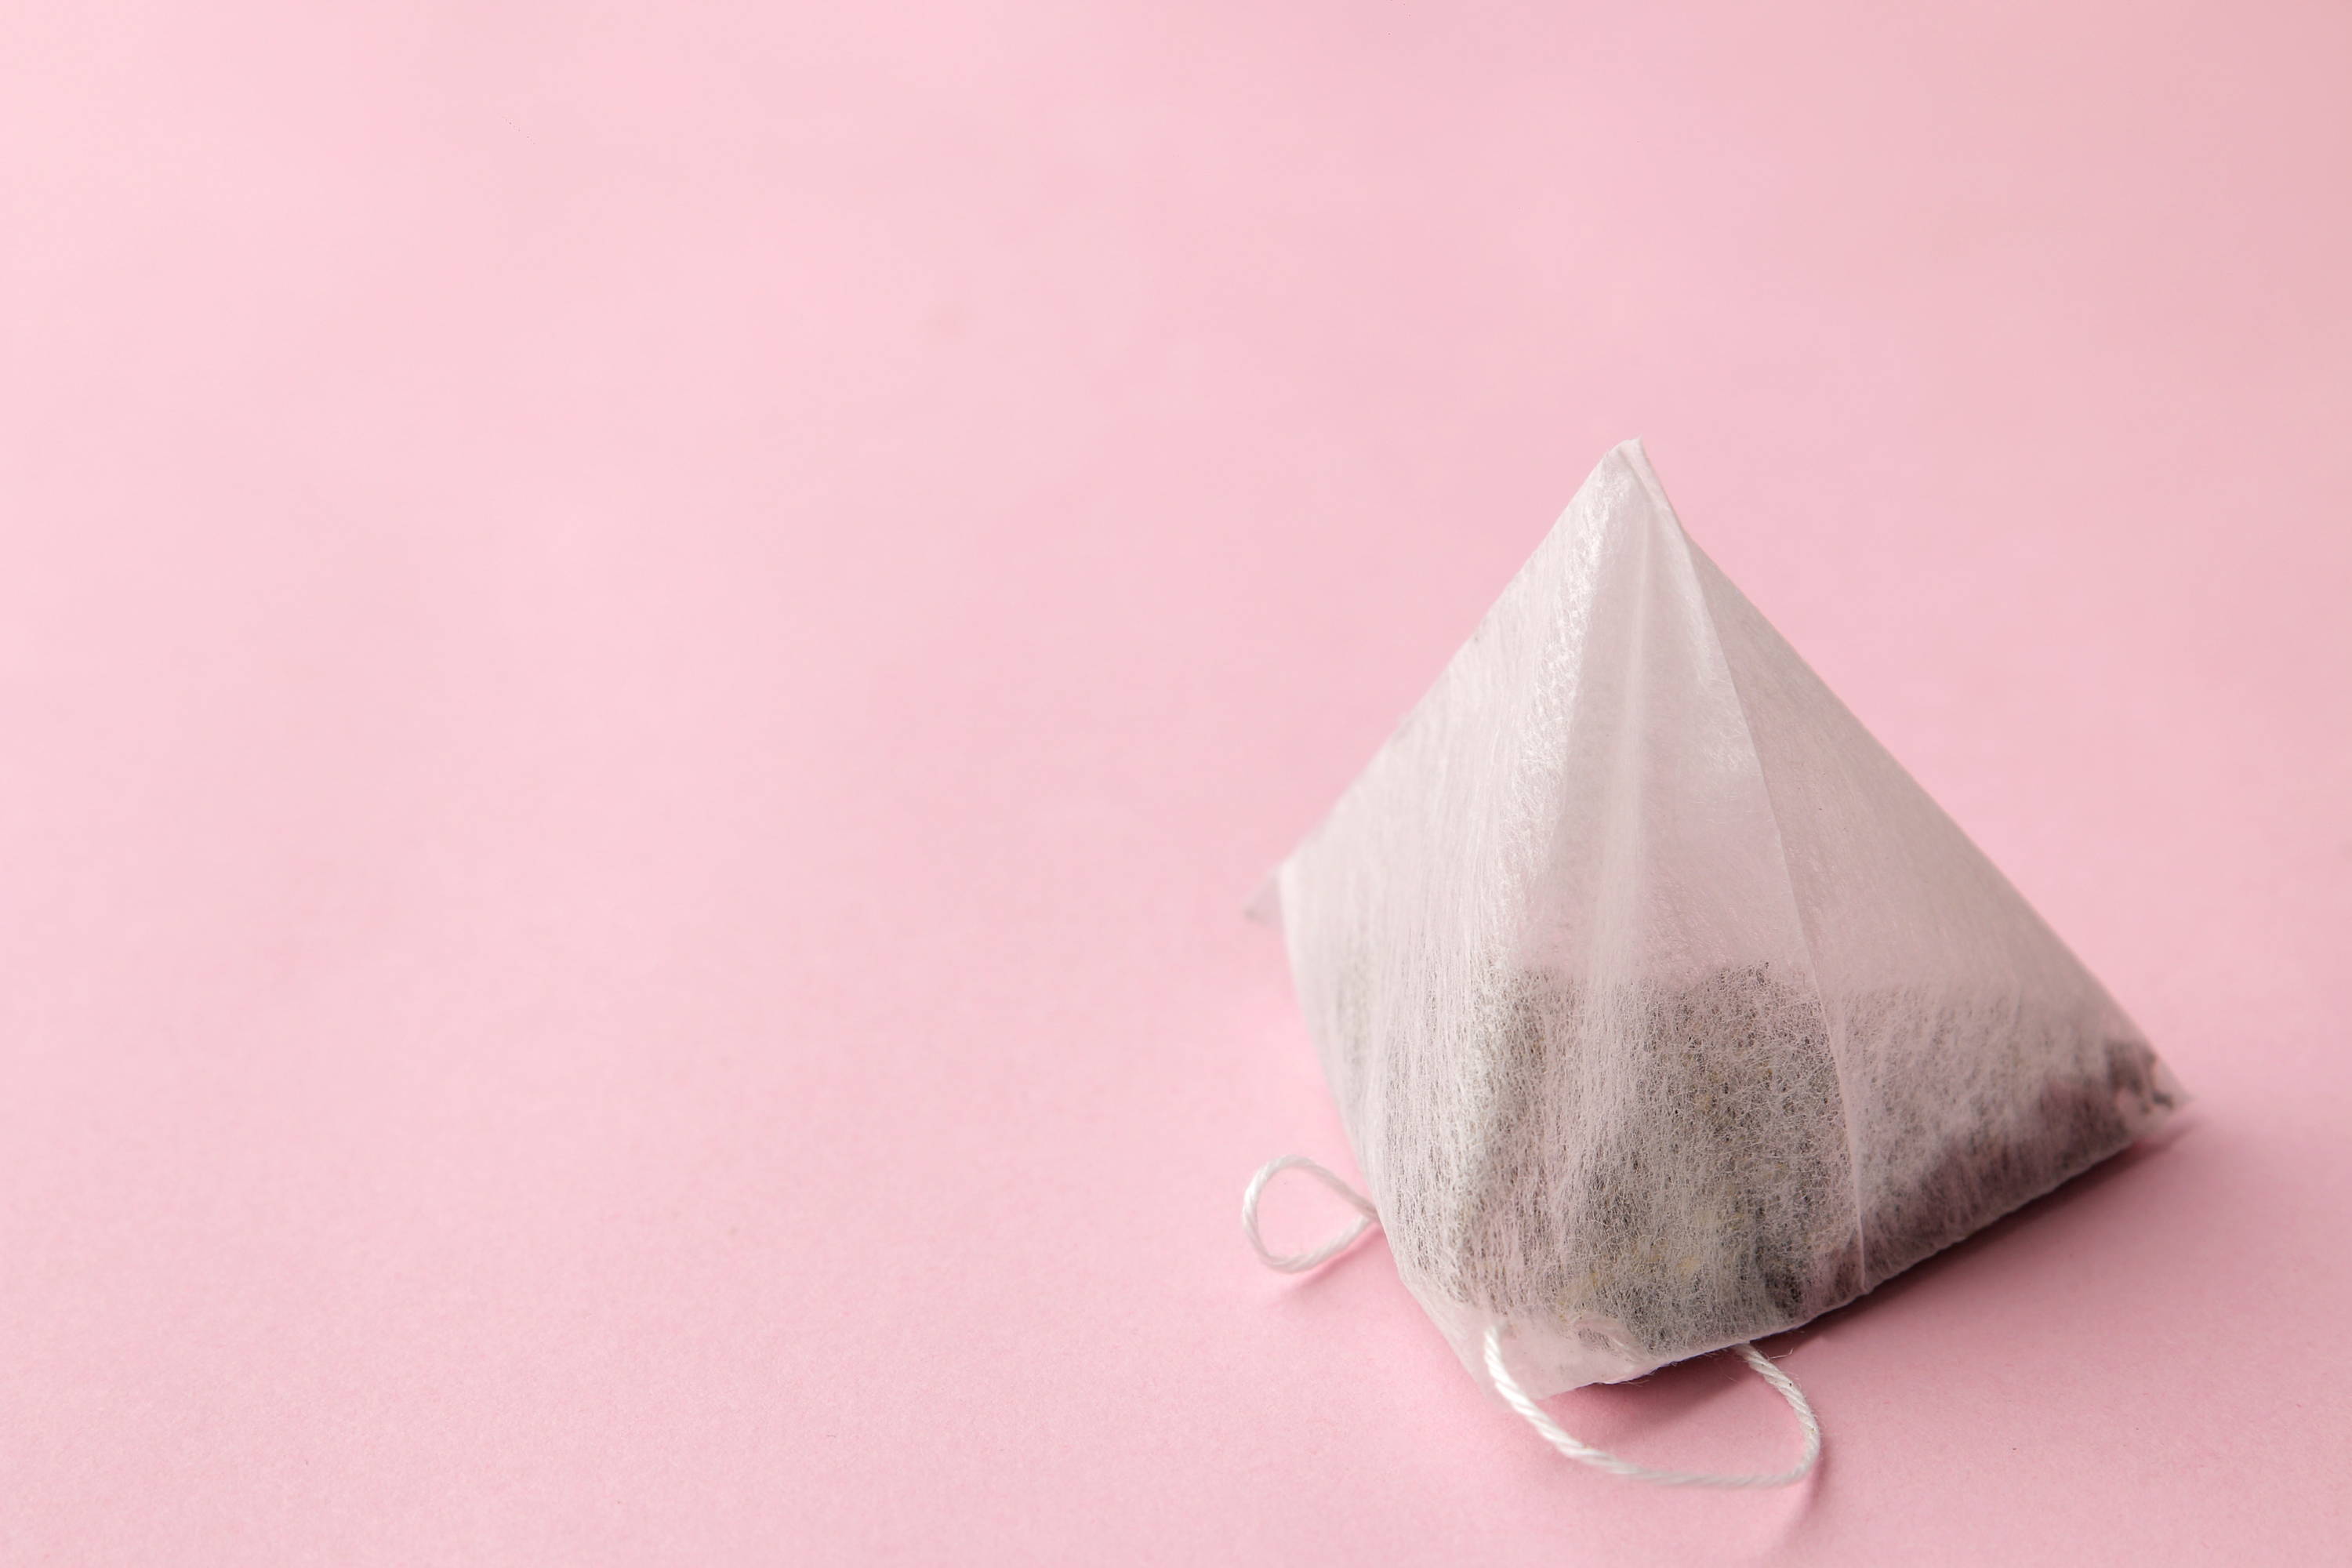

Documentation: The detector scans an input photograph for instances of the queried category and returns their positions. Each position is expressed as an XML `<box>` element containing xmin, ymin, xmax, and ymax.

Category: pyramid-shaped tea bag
<box><xmin>1261</xmin><ymin>441</ymin><xmax>2180</xmax><ymax>1403</ymax></box>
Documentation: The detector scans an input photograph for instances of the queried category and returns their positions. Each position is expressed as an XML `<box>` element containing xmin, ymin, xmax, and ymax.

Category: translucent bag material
<box><xmin>1266</xmin><ymin>441</ymin><xmax>2181</xmax><ymax>1398</ymax></box>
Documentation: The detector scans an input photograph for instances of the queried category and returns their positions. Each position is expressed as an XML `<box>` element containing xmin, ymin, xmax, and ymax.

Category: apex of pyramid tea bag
<box><xmin>1266</xmin><ymin>441</ymin><xmax>2180</xmax><ymax>1399</ymax></box>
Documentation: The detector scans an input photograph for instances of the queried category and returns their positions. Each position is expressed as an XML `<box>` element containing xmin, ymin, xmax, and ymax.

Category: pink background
<box><xmin>4</xmin><ymin>2</ymin><xmax>2348</xmax><ymax>1562</ymax></box>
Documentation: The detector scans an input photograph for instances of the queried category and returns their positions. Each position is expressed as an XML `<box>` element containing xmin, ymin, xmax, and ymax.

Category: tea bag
<box><xmin>1252</xmin><ymin>441</ymin><xmax>2180</xmax><ymax>1421</ymax></box>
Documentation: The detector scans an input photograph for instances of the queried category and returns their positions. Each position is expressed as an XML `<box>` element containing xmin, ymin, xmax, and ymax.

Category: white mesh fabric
<box><xmin>1270</xmin><ymin>441</ymin><xmax>2180</xmax><ymax>1397</ymax></box>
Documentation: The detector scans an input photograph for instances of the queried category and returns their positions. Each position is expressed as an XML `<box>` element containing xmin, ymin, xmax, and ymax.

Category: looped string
<box><xmin>1242</xmin><ymin>1153</ymin><xmax>1822</xmax><ymax>1489</ymax></box>
<box><xmin>1240</xmin><ymin>1155</ymin><xmax>1381</xmax><ymax>1272</ymax></box>
<box><xmin>1483</xmin><ymin>1327</ymin><xmax>1820</xmax><ymax>1488</ymax></box>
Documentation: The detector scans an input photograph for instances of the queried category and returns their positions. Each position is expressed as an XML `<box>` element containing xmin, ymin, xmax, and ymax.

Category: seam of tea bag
<box><xmin>1483</xmin><ymin>1326</ymin><xmax>1820</xmax><ymax>1488</ymax></box>
<box><xmin>1241</xmin><ymin>1155</ymin><xmax>1381</xmax><ymax>1272</ymax></box>
<box><xmin>1673</xmin><ymin>522</ymin><xmax>1872</xmax><ymax>1289</ymax></box>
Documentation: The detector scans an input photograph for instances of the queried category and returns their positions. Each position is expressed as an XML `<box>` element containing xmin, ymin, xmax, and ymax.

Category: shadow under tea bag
<box><xmin>1244</xmin><ymin>441</ymin><xmax>2180</xmax><ymax>1483</ymax></box>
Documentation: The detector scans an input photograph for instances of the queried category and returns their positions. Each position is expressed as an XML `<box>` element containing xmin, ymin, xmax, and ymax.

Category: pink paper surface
<box><xmin>3</xmin><ymin>3</ymin><xmax>2347</xmax><ymax>1563</ymax></box>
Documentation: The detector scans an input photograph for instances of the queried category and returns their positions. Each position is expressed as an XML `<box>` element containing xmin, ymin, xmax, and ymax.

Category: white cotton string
<box><xmin>1240</xmin><ymin>1155</ymin><xmax>1381</xmax><ymax>1272</ymax></box>
<box><xmin>1483</xmin><ymin>1327</ymin><xmax>1822</xmax><ymax>1489</ymax></box>
<box><xmin>1241</xmin><ymin>1155</ymin><xmax>1821</xmax><ymax>1488</ymax></box>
